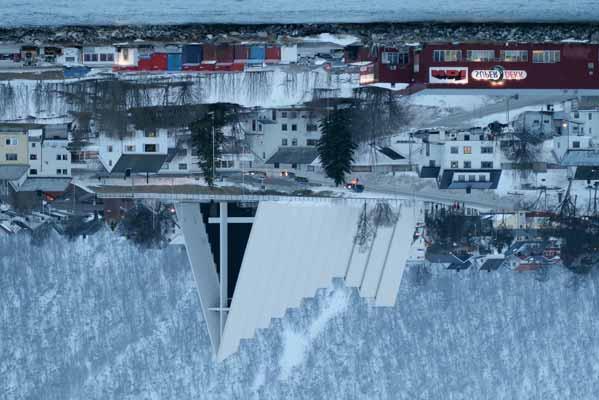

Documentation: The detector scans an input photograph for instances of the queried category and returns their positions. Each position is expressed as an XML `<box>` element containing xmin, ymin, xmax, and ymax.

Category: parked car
<box><xmin>294</xmin><ymin>176</ymin><xmax>309</xmax><ymax>184</ymax></box>
<box><xmin>246</xmin><ymin>170</ymin><xmax>267</xmax><ymax>178</ymax></box>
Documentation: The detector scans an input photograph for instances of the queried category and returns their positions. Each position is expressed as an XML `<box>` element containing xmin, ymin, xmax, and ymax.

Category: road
<box><xmin>422</xmin><ymin>94</ymin><xmax>574</xmax><ymax>128</ymax></box>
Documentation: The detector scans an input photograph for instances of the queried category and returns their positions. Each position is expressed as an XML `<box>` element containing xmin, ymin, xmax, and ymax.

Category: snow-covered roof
<box><xmin>561</xmin><ymin>150</ymin><xmax>599</xmax><ymax>166</ymax></box>
<box><xmin>216</xmin><ymin>200</ymin><xmax>420</xmax><ymax>361</ymax></box>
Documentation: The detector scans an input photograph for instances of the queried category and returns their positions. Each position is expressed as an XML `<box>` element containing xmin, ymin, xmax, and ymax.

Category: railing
<box><xmin>95</xmin><ymin>191</ymin><xmax>417</xmax><ymax>205</ymax></box>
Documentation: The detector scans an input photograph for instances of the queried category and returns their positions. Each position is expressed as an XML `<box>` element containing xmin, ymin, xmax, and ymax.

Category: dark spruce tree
<box><xmin>317</xmin><ymin>108</ymin><xmax>357</xmax><ymax>186</ymax></box>
<box><xmin>189</xmin><ymin>104</ymin><xmax>237</xmax><ymax>187</ymax></box>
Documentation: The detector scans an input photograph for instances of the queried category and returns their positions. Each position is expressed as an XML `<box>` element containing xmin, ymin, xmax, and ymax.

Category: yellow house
<box><xmin>0</xmin><ymin>127</ymin><xmax>29</xmax><ymax>181</ymax></box>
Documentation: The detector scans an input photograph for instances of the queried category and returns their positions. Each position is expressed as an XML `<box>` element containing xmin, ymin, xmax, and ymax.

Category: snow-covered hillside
<box><xmin>2</xmin><ymin>229</ymin><xmax>599</xmax><ymax>399</ymax></box>
<box><xmin>2</xmin><ymin>0</ymin><xmax>599</xmax><ymax>26</ymax></box>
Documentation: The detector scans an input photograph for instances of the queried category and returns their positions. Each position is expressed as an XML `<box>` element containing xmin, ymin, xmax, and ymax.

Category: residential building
<box><xmin>513</xmin><ymin>109</ymin><xmax>581</xmax><ymax>138</ymax></box>
<box><xmin>570</xmin><ymin>97</ymin><xmax>599</xmax><ymax>138</ymax></box>
<box><xmin>98</xmin><ymin>127</ymin><xmax>170</xmax><ymax>175</ymax></box>
<box><xmin>27</xmin><ymin>124</ymin><xmax>72</xmax><ymax>178</ymax></box>
<box><xmin>418</xmin><ymin>129</ymin><xmax>503</xmax><ymax>190</ymax></box>
<box><xmin>81</xmin><ymin>46</ymin><xmax>116</xmax><ymax>67</ymax></box>
<box><xmin>0</xmin><ymin>126</ymin><xmax>29</xmax><ymax>181</ymax></box>
<box><xmin>244</xmin><ymin>107</ymin><xmax>322</xmax><ymax>171</ymax></box>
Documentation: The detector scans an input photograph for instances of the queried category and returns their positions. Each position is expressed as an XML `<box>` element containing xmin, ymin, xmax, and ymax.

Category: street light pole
<box><xmin>212</xmin><ymin>112</ymin><xmax>215</xmax><ymax>184</ymax></box>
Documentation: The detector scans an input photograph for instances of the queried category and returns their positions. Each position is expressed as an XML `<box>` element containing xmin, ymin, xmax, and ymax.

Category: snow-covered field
<box><xmin>2</xmin><ymin>0</ymin><xmax>599</xmax><ymax>26</ymax></box>
<box><xmin>2</xmin><ymin>230</ymin><xmax>599</xmax><ymax>399</ymax></box>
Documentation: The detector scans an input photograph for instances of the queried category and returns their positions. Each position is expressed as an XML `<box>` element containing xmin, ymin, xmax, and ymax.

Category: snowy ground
<box><xmin>2</xmin><ymin>0</ymin><xmax>599</xmax><ymax>26</ymax></box>
<box><xmin>2</xmin><ymin>230</ymin><xmax>599</xmax><ymax>399</ymax></box>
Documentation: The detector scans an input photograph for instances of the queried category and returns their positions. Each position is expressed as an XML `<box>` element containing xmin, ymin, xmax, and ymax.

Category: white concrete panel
<box><xmin>176</xmin><ymin>202</ymin><xmax>222</xmax><ymax>354</ymax></box>
<box><xmin>375</xmin><ymin>205</ymin><xmax>421</xmax><ymax>306</ymax></box>
<box><xmin>359</xmin><ymin>223</ymin><xmax>396</xmax><ymax>299</ymax></box>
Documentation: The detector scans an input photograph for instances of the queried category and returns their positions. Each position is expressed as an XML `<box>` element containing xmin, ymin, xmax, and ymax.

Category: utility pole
<box><xmin>212</xmin><ymin>112</ymin><xmax>216</xmax><ymax>184</ymax></box>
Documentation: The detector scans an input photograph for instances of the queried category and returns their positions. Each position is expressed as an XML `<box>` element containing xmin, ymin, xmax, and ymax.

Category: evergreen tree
<box><xmin>189</xmin><ymin>104</ymin><xmax>237</xmax><ymax>187</ymax></box>
<box><xmin>317</xmin><ymin>108</ymin><xmax>357</xmax><ymax>186</ymax></box>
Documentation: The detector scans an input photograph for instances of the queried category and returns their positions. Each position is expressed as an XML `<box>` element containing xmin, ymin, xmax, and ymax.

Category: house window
<box><xmin>450</xmin><ymin>161</ymin><xmax>459</xmax><ymax>168</ymax></box>
<box><xmin>590</xmin><ymin>113</ymin><xmax>593</xmax><ymax>120</ymax></box>
<box><xmin>307</xmin><ymin>124</ymin><xmax>318</xmax><ymax>132</ymax></box>
<box><xmin>5</xmin><ymin>137</ymin><xmax>18</xmax><ymax>145</ymax></box>
<box><xmin>144</xmin><ymin>144</ymin><xmax>157</xmax><ymax>152</ymax></box>
<box><xmin>281</xmin><ymin>111</ymin><xmax>288</xmax><ymax>118</ymax></box>
<box><xmin>382</xmin><ymin>51</ymin><xmax>409</xmax><ymax>65</ymax></box>
<box><xmin>500</xmin><ymin>50</ymin><xmax>528</xmax><ymax>62</ymax></box>
<box><xmin>292</xmin><ymin>138</ymin><xmax>298</xmax><ymax>146</ymax></box>
<box><xmin>108</xmin><ymin>160</ymin><xmax>112</xmax><ymax>166</ymax></box>
<box><xmin>145</xmin><ymin>131</ymin><xmax>157</xmax><ymax>137</ymax></box>
<box><xmin>122</xmin><ymin>48</ymin><xmax>129</xmax><ymax>61</ymax></box>
<box><xmin>466</xmin><ymin>50</ymin><xmax>495</xmax><ymax>62</ymax></box>
<box><xmin>306</xmin><ymin>139</ymin><xmax>318</xmax><ymax>146</ymax></box>
<box><xmin>282</xmin><ymin>124</ymin><xmax>288</xmax><ymax>131</ymax></box>
<box><xmin>252</xmin><ymin>120</ymin><xmax>256</xmax><ymax>131</ymax></box>
<box><xmin>125</xmin><ymin>145</ymin><xmax>136</xmax><ymax>152</ymax></box>
<box><xmin>457</xmin><ymin>175</ymin><xmax>466</xmax><ymax>182</ymax></box>
<box><xmin>432</xmin><ymin>50</ymin><xmax>462</xmax><ymax>62</ymax></box>
<box><xmin>532</xmin><ymin>50</ymin><xmax>560</xmax><ymax>64</ymax></box>
<box><xmin>574</xmin><ymin>112</ymin><xmax>580</xmax><ymax>118</ymax></box>
<box><xmin>258</xmin><ymin>124</ymin><xmax>262</xmax><ymax>132</ymax></box>
<box><xmin>468</xmin><ymin>175</ymin><xmax>476</xmax><ymax>182</ymax></box>
<box><xmin>479</xmin><ymin>175</ymin><xmax>486</xmax><ymax>181</ymax></box>
<box><xmin>291</xmin><ymin>124</ymin><xmax>297</xmax><ymax>131</ymax></box>
<box><xmin>481</xmin><ymin>161</ymin><xmax>493</xmax><ymax>168</ymax></box>
<box><xmin>463</xmin><ymin>146</ymin><xmax>472</xmax><ymax>154</ymax></box>
<box><xmin>282</xmin><ymin>138</ymin><xmax>288</xmax><ymax>146</ymax></box>
<box><xmin>56</xmin><ymin>169</ymin><xmax>62</xmax><ymax>175</ymax></box>
<box><xmin>56</xmin><ymin>155</ymin><xmax>62</xmax><ymax>160</ymax></box>
<box><xmin>62</xmin><ymin>154</ymin><xmax>68</xmax><ymax>160</ymax></box>
<box><xmin>573</xmin><ymin>141</ymin><xmax>581</xmax><ymax>148</ymax></box>
<box><xmin>274</xmin><ymin>162</ymin><xmax>280</xmax><ymax>169</ymax></box>
<box><xmin>62</xmin><ymin>169</ymin><xmax>67</xmax><ymax>175</ymax></box>
<box><xmin>31</xmin><ymin>143</ymin><xmax>36</xmax><ymax>148</ymax></box>
<box><xmin>481</xmin><ymin>146</ymin><xmax>493</xmax><ymax>154</ymax></box>
<box><xmin>464</xmin><ymin>134</ymin><xmax>470</xmax><ymax>141</ymax></box>
<box><xmin>30</xmin><ymin>154</ymin><xmax>37</xmax><ymax>160</ymax></box>
<box><xmin>30</xmin><ymin>169</ymin><xmax>37</xmax><ymax>175</ymax></box>
<box><xmin>108</xmin><ymin>145</ymin><xmax>113</xmax><ymax>152</ymax></box>
<box><xmin>450</xmin><ymin>146</ymin><xmax>458</xmax><ymax>154</ymax></box>
<box><xmin>178</xmin><ymin>163</ymin><xmax>188</xmax><ymax>170</ymax></box>
<box><xmin>272</xmin><ymin>110</ymin><xmax>276</xmax><ymax>120</ymax></box>
<box><xmin>5</xmin><ymin>153</ymin><xmax>17</xmax><ymax>161</ymax></box>
<box><xmin>463</xmin><ymin>161</ymin><xmax>471</xmax><ymax>168</ymax></box>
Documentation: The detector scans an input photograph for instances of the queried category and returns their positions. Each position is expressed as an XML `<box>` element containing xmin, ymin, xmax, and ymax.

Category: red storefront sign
<box><xmin>429</xmin><ymin>67</ymin><xmax>468</xmax><ymax>84</ymax></box>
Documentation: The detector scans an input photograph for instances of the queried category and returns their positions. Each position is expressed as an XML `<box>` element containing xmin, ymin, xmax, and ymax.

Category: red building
<box><xmin>361</xmin><ymin>42</ymin><xmax>599</xmax><ymax>92</ymax></box>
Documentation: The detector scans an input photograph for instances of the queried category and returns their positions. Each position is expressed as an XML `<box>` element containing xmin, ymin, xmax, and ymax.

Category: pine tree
<box><xmin>189</xmin><ymin>104</ymin><xmax>237</xmax><ymax>187</ymax></box>
<box><xmin>317</xmin><ymin>108</ymin><xmax>357</xmax><ymax>186</ymax></box>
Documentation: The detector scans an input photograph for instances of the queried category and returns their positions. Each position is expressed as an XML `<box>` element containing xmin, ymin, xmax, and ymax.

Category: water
<box><xmin>2</xmin><ymin>0</ymin><xmax>598</xmax><ymax>27</ymax></box>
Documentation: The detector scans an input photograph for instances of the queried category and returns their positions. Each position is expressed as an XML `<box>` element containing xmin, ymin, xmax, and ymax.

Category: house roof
<box><xmin>377</xmin><ymin>146</ymin><xmax>405</xmax><ymax>160</ymax></box>
<box><xmin>438</xmin><ymin>169</ymin><xmax>501</xmax><ymax>190</ymax></box>
<box><xmin>16</xmin><ymin>177</ymin><xmax>71</xmax><ymax>192</ymax></box>
<box><xmin>448</xmin><ymin>260</ymin><xmax>472</xmax><ymax>270</ymax></box>
<box><xmin>560</xmin><ymin>150</ymin><xmax>599</xmax><ymax>166</ymax></box>
<box><xmin>480</xmin><ymin>258</ymin><xmax>504</xmax><ymax>271</ymax></box>
<box><xmin>574</xmin><ymin>166</ymin><xmax>599</xmax><ymax>180</ymax></box>
<box><xmin>265</xmin><ymin>147</ymin><xmax>318</xmax><ymax>165</ymax></box>
<box><xmin>0</xmin><ymin>165</ymin><xmax>29</xmax><ymax>181</ymax></box>
<box><xmin>419</xmin><ymin>166</ymin><xmax>441</xmax><ymax>178</ymax></box>
<box><xmin>111</xmin><ymin>154</ymin><xmax>168</xmax><ymax>173</ymax></box>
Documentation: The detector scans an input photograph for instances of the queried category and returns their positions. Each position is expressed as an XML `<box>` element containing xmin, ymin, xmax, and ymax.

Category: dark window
<box><xmin>62</xmin><ymin>169</ymin><xmax>67</xmax><ymax>175</ymax></box>
<box><xmin>450</xmin><ymin>146</ymin><xmax>458</xmax><ymax>154</ymax></box>
<box><xmin>108</xmin><ymin>145</ymin><xmax>113</xmax><ymax>152</ymax></box>
<box><xmin>291</xmin><ymin>124</ymin><xmax>297</xmax><ymax>131</ymax></box>
<box><xmin>450</xmin><ymin>161</ymin><xmax>459</xmax><ymax>168</ymax></box>
<box><xmin>281</xmin><ymin>111</ymin><xmax>288</xmax><ymax>118</ymax></box>
<box><xmin>291</xmin><ymin>163</ymin><xmax>298</xmax><ymax>169</ymax></box>
<box><xmin>481</xmin><ymin>161</ymin><xmax>493</xmax><ymax>168</ymax></box>
<box><xmin>272</xmin><ymin>110</ymin><xmax>276</xmax><ymax>120</ymax></box>
<box><xmin>5</xmin><ymin>153</ymin><xmax>17</xmax><ymax>161</ymax></box>
<box><xmin>532</xmin><ymin>50</ymin><xmax>560</xmax><ymax>64</ymax></box>
<box><xmin>457</xmin><ymin>175</ymin><xmax>466</xmax><ymax>182</ymax></box>
<box><xmin>463</xmin><ymin>161</ymin><xmax>471</xmax><ymax>168</ymax></box>
<box><xmin>30</xmin><ymin>154</ymin><xmax>37</xmax><ymax>160</ymax></box>
<box><xmin>274</xmin><ymin>162</ymin><xmax>280</xmax><ymax>168</ymax></box>
<box><xmin>144</xmin><ymin>144</ymin><xmax>157</xmax><ymax>152</ymax></box>
<box><xmin>91</xmin><ymin>54</ymin><xmax>98</xmax><ymax>62</ymax></box>
<box><xmin>56</xmin><ymin>155</ymin><xmax>61</xmax><ymax>160</ymax></box>
<box><xmin>29</xmin><ymin>169</ymin><xmax>37</xmax><ymax>175</ymax></box>
<box><xmin>464</xmin><ymin>134</ymin><xmax>470</xmax><ymax>141</ymax></box>
<box><xmin>306</xmin><ymin>139</ymin><xmax>318</xmax><ymax>146</ymax></box>
<box><xmin>468</xmin><ymin>175</ymin><xmax>476</xmax><ymax>182</ymax></box>
<box><xmin>307</xmin><ymin>124</ymin><xmax>318</xmax><ymax>132</ymax></box>
<box><xmin>252</xmin><ymin>120</ymin><xmax>256</xmax><ymax>131</ymax></box>
<box><xmin>481</xmin><ymin>146</ymin><xmax>493</xmax><ymax>154</ymax></box>
<box><xmin>573</xmin><ymin>141</ymin><xmax>581</xmax><ymax>149</ymax></box>
<box><xmin>56</xmin><ymin>169</ymin><xmax>62</xmax><ymax>175</ymax></box>
<box><xmin>282</xmin><ymin>124</ymin><xmax>288</xmax><ymax>131</ymax></box>
<box><xmin>292</xmin><ymin>138</ymin><xmax>298</xmax><ymax>146</ymax></box>
<box><xmin>433</xmin><ymin>50</ymin><xmax>462</xmax><ymax>62</ymax></box>
<box><xmin>84</xmin><ymin>54</ymin><xmax>92</xmax><ymax>62</ymax></box>
<box><xmin>178</xmin><ymin>163</ymin><xmax>188</xmax><ymax>170</ymax></box>
<box><xmin>282</xmin><ymin>138</ymin><xmax>288</xmax><ymax>146</ymax></box>
<box><xmin>479</xmin><ymin>175</ymin><xmax>486</xmax><ymax>181</ymax></box>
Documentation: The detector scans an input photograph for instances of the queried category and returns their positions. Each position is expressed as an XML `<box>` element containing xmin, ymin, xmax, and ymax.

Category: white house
<box><xmin>514</xmin><ymin>109</ymin><xmax>580</xmax><ymax>138</ymax></box>
<box><xmin>244</xmin><ymin>107</ymin><xmax>321</xmax><ymax>170</ymax></box>
<box><xmin>27</xmin><ymin>124</ymin><xmax>71</xmax><ymax>178</ymax></box>
<box><xmin>280</xmin><ymin>45</ymin><xmax>298</xmax><ymax>64</ymax></box>
<box><xmin>82</xmin><ymin>46</ymin><xmax>116</xmax><ymax>67</ymax></box>
<box><xmin>571</xmin><ymin>99</ymin><xmax>599</xmax><ymax>138</ymax></box>
<box><xmin>114</xmin><ymin>42</ymin><xmax>154</xmax><ymax>68</ymax></box>
<box><xmin>98</xmin><ymin>127</ymin><xmax>170</xmax><ymax>174</ymax></box>
<box><xmin>418</xmin><ymin>129</ymin><xmax>503</xmax><ymax>190</ymax></box>
<box><xmin>56</xmin><ymin>47</ymin><xmax>82</xmax><ymax>65</ymax></box>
